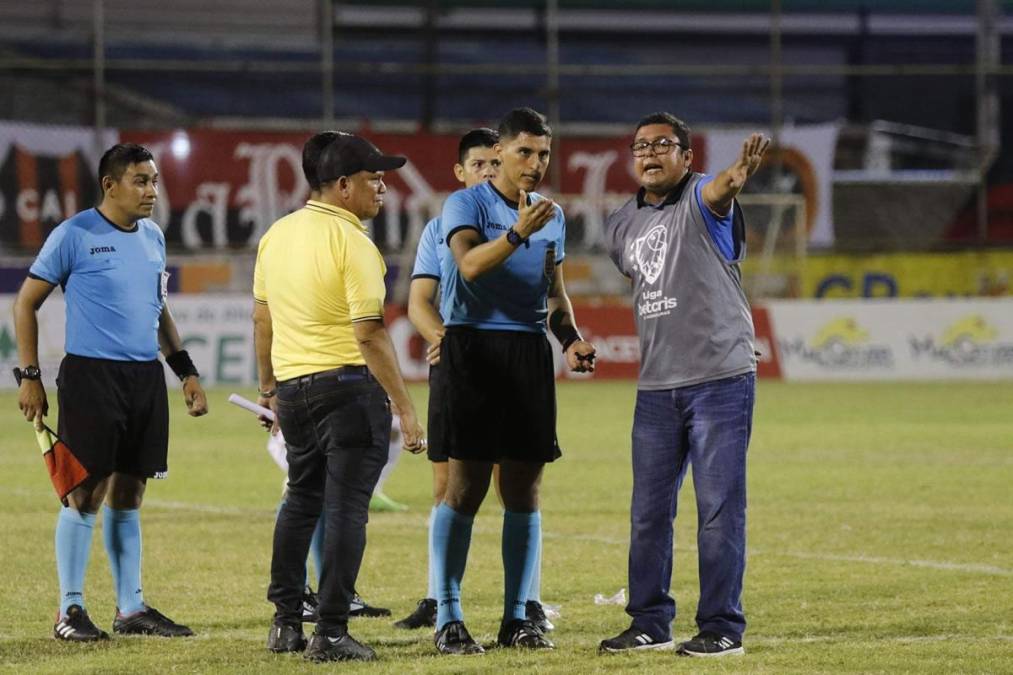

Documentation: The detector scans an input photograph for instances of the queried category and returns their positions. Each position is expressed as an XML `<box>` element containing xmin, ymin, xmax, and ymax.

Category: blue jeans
<box><xmin>267</xmin><ymin>368</ymin><xmax>391</xmax><ymax>634</ymax></box>
<box><xmin>626</xmin><ymin>372</ymin><xmax>754</xmax><ymax>642</ymax></box>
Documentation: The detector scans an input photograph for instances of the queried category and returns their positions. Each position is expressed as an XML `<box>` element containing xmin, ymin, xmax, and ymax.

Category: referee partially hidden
<box><xmin>253</xmin><ymin>131</ymin><xmax>425</xmax><ymax>663</ymax></box>
<box><xmin>13</xmin><ymin>143</ymin><xmax>208</xmax><ymax>642</ymax></box>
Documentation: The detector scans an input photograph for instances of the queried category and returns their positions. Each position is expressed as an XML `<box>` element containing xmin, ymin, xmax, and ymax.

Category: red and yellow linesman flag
<box><xmin>35</xmin><ymin>425</ymin><xmax>89</xmax><ymax>504</ymax></box>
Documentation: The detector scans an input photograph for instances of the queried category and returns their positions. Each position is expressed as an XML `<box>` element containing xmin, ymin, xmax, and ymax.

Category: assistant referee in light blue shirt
<box><xmin>14</xmin><ymin>143</ymin><xmax>208</xmax><ymax>643</ymax></box>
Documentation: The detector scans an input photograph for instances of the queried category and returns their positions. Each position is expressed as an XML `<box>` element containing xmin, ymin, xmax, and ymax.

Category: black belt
<box><xmin>277</xmin><ymin>365</ymin><xmax>372</xmax><ymax>387</ymax></box>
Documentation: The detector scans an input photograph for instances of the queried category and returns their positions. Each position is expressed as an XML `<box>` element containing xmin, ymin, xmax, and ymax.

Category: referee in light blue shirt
<box><xmin>14</xmin><ymin>143</ymin><xmax>208</xmax><ymax>643</ymax></box>
<box><xmin>428</xmin><ymin>108</ymin><xmax>596</xmax><ymax>655</ymax></box>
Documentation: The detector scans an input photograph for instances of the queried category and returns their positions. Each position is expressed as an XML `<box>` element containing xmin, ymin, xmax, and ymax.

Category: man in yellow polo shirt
<box><xmin>253</xmin><ymin>131</ymin><xmax>425</xmax><ymax>663</ymax></box>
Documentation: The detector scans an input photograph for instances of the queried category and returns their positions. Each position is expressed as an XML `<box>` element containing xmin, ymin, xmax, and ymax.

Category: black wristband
<box><xmin>560</xmin><ymin>334</ymin><xmax>581</xmax><ymax>354</ymax></box>
<box><xmin>549</xmin><ymin>309</ymin><xmax>581</xmax><ymax>353</ymax></box>
<box><xmin>166</xmin><ymin>349</ymin><xmax>199</xmax><ymax>382</ymax></box>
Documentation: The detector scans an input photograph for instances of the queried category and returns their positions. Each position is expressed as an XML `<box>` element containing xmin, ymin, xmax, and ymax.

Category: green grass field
<box><xmin>1</xmin><ymin>381</ymin><xmax>1011</xmax><ymax>674</ymax></box>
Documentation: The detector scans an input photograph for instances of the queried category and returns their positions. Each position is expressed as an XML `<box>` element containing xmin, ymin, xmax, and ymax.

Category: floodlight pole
<box><xmin>321</xmin><ymin>0</ymin><xmax>335</xmax><ymax>126</ymax></box>
<box><xmin>769</xmin><ymin>0</ymin><xmax>784</xmax><ymax>201</ymax></box>
<box><xmin>92</xmin><ymin>0</ymin><xmax>105</xmax><ymax>158</ymax></box>
<box><xmin>976</xmin><ymin>0</ymin><xmax>1000</xmax><ymax>243</ymax></box>
<box><xmin>546</xmin><ymin>0</ymin><xmax>562</xmax><ymax>192</ymax></box>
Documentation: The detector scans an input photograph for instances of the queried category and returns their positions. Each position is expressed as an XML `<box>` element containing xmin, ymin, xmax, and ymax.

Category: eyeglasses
<box><xmin>630</xmin><ymin>138</ymin><xmax>684</xmax><ymax>157</ymax></box>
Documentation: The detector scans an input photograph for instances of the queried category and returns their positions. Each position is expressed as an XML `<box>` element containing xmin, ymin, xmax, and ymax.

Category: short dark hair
<box><xmin>635</xmin><ymin>112</ymin><xmax>691</xmax><ymax>149</ymax></box>
<box><xmin>97</xmin><ymin>143</ymin><xmax>154</xmax><ymax>191</ymax></box>
<box><xmin>457</xmin><ymin>128</ymin><xmax>499</xmax><ymax>164</ymax></box>
<box><xmin>497</xmin><ymin>107</ymin><xmax>551</xmax><ymax>141</ymax></box>
<box><xmin>302</xmin><ymin>131</ymin><xmax>343</xmax><ymax>190</ymax></box>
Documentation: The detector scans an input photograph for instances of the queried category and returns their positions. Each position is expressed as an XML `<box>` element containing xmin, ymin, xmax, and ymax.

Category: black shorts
<box><xmin>56</xmin><ymin>354</ymin><xmax>169</xmax><ymax>481</ymax></box>
<box><xmin>426</xmin><ymin>363</ymin><xmax>449</xmax><ymax>463</ymax></box>
<box><xmin>440</xmin><ymin>327</ymin><xmax>561</xmax><ymax>463</ymax></box>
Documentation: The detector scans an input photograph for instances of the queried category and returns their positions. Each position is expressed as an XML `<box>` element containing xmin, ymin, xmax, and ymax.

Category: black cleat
<box><xmin>598</xmin><ymin>625</ymin><xmax>674</xmax><ymax>653</ymax></box>
<box><xmin>267</xmin><ymin>619</ymin><xmax>306</xmax><ymax>652</ymax></box>
<box><xmin>676</xmin><ymin>631</ymin><xmax>744</xmax><ymax>657</ymax></box>
<box><xmin>348</xmin><ymin>592</ymin><xmax>391</xmax><ymax>618</ymax></box>
<box><xmin>393</xmin><ymin>598</ymin><xmax>437</xmax><ymax>629</ymax></box>
<box><xmin>434</xmin><ymin>620</ymin><xmax>485</xmax><ymax>655</ymax></box>
<box><xmin>497</xmin><ymin>618</ymin><xmax>554</xmax><ymax>649</ymax></box>
<box><xmin>112</xmin><ymin>606</ymin><xmax>193</xmax><ymax>637</ymax></box>
<box><xmin>304</xmin><ymin>631</ymin><xmax>376</xmax><ymax>662</ymax></box>
<box><xmin>301</xmin><ymin>586</ymin><xmax>319</xmax><ymax>623</ymax></box>
<box><xmin>54</xmin><ymin>605</ymin><xmax>109</xmax><ymax>642</ymax></box>
<box><xmin>525</xmin><ymin>600</ymin><xmax>554</xmax><ymax>633</ymax></box>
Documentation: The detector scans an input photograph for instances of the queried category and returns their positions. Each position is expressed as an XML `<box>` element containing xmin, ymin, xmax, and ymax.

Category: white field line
<box><xmin>747</xmin><ymin>633</ymin><xmax>1013</xmax><ymax>646</ymax></box>
<box><xmin>4</xmin><ymin>485</ymin><xmax>1011</xmax><ymax>577</ymax></box>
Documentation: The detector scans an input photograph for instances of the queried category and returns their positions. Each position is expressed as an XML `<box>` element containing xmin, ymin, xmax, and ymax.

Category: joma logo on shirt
<box><xmin>89</xmin><ymin>246</ymin><xmax>117</xmax><ymax>255</ymax></box>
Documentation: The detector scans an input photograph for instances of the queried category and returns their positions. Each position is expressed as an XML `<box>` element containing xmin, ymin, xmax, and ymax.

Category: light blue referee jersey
<box><xmin>439</xmin><ymin>182</ymin><xmax>565</xmax><ymax>333</ymax></box>
<box><xmin>411</xmin><ymin>216</ymin><xmax>449</xmax><ymax>321</ymax></box>
<box><xmin>412</xmin><ymin>218</ymin><xmax>446</xmax><ymax>279</ymax></box>
<box><xmin>29</xmin><ymin>208</ymin><xmax>167</xmax><ymax>361</ymax></box>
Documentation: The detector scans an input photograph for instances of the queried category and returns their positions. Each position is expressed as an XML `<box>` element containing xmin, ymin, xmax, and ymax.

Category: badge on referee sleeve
<box><xmin>35</xmin><ymin>424</ymin><xmax>90</xmax><ymax>505</ymax></box>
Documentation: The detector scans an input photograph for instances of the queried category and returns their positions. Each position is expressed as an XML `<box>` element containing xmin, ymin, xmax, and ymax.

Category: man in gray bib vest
<box><xmin>598</xmin><ymin>112</ymin><xmax>768</xmax><ymax>658</ymax></box>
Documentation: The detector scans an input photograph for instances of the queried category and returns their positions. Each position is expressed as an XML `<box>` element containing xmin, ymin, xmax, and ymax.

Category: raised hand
<box><xmin>514</xmin><ymin>189</ymin><xmax>556</xmax><ymax>238</ymax></box>
<box><xmin>728</xmin><ymin>133</ymin><xmax>770</xmax><ymax>190</ymax></box>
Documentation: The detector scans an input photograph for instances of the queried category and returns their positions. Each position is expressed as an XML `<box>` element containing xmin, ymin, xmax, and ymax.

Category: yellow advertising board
<box><xmin>743</xmin><ymin>251</ymin><xmax>1013</xmax><ymax>298</ymax></box>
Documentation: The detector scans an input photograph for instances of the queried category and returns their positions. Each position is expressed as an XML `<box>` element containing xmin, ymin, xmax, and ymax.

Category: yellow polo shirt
<box><xmin>253</xmin><ymin>200</ymin><xmax>387</xmax><ymax>381</ymax></box>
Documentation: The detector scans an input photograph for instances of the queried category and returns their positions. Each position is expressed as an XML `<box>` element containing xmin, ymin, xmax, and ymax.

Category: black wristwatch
<box><xmin>13</xmin><ymin>365</ymin><xmax>41</xmax><ymax>385</ymax></box>
<box><xmin>506</xmin><ymin>228</ymin><xmax>527</xmax><ymax>247</ymax></box>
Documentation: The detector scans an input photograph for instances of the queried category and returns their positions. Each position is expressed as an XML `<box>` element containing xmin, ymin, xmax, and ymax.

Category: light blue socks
<box><xmin>503</xmin><ymin>510</ymin><xmax>541</xmax><ymax>622</ymax></box>
<box><xmin>432</xmin><ymin>503</ymin><xmax>474</xmax><ymax>629</ymax></box>
<box><xmin>102</xmin><ymin>506</ymin><xmax>145</xmax><ymax>615</ymax></box>
<box><xmin>426</xmin><ymin>505</ymin><xmax>438</xmax><ymax>599</ymax></box>
<box><xmin>528</xmin><ymin>520</ymin><xmax>543</xmax><ymax>603</ymax></box>
<box><xmin>56</xmin><ymin>507</ymin><xmax>96</xmax><ymax>616</ymax></box>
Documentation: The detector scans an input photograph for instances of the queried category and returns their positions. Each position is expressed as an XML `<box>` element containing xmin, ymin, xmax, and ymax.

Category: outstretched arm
<box><xmin>701</xmin><ymin>132</ymin><xmax>770</xmax><ymax>216</ymax></box>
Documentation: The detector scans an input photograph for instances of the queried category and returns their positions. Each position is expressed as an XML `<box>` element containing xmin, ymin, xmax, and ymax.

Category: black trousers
<box><xmin>266</xmin><ymin>367</ymin><xmax>391</xmax><ymax>634</ymax></box>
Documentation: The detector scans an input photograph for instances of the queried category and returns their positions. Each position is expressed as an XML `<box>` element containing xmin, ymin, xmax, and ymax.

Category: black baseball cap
<box><xmin>317</xmin><ymin>132</ymin><xmax>406</xmax><ymax>182</ymax></box>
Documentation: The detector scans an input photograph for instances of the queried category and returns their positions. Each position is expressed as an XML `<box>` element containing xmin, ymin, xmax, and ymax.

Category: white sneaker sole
<box><xmin>678</xmin><ymin>646</ymin><xmax>745</xmax><ymax>657</ymax></box>
<box><xmin>600</xmin><ymin>640</ymin><xmax>675</xmax><ymax>653</ymax></box>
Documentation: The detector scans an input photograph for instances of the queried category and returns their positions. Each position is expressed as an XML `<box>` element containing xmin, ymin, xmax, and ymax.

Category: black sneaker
<box><xmin>348</xmin><ymin>592</ymin><xmax>391</xmax><ymax>618</ymax></box>
<box><xmin>54</xmin><ymin>605</ymin><xmax>110</xmax><ymax>642</ymax></box>
<box><xmin>598</xmin><ymin>626</ymin><xmax>674</xmax><ymax>653</ymax></box>
<box><xmin>677</xmin><ymin>631</ymin><xmax>744</xmax><ymax>657</ymax></box>
<box><xmin>112</xmin><ymin>606</ymin><xmax>194</xmax><ymax>637</ymax></box>
<box><xmin>434</xmin><ymin>621</ymin><xmax>485</xmax><ymax>655</ymax></box>
<box><xmin>497</xmin><ymin>618</ymin><xmax>554</xmax><ymax>649</ymax></box>
<box><xmin>304</xmin><ymin>631</ymin><xmax>377</xmax><ymax>662</ymax></box>
<box><xmin>393</xmin><ymin>598</ymin><xmax>437</xmax><ymax>629</ymax></box>
<box><xmin>525</xmin><ymin>600</ymin><xmax>555</xmax><ymax>633</ymax></box>
<box><xmin>267</xmin><ymin>619</ymin><xmax>306</xmax><ymax>652</ymax></box>
<box><xmin>301</xmin><ymin>586</ymin><xmax>319</xmax><ymax>623</ymax></box>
